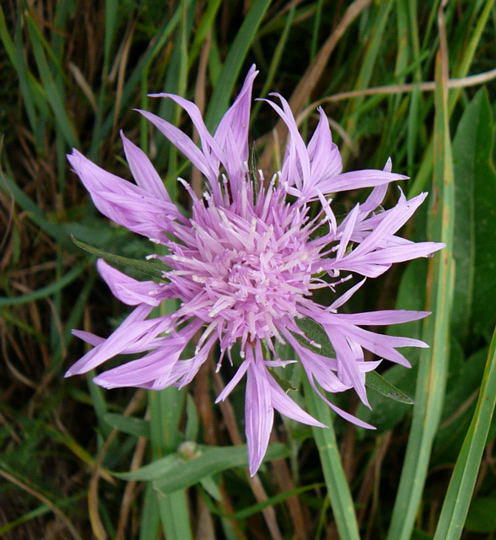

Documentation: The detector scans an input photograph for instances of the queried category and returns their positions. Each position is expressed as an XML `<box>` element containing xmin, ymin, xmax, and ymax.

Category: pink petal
<box><xmin>307</xmin><ymin>108</ymin><xmax>342</xmax><ymax>190</ymax></box>
<box><xmin>65</xmin><ymin>305</ymin><xmax>153</xmax><ymax>376</ymax></box>
<box><xmin>319</xmin><ymin>170</ymin><xmax>407</xmax><ymax>194</ymax></box>
<box><xmin>267</xmin><ymin>373</ymin><xmax>326</xmax><ymax>428</ymax></box>
<box><xmin>67</xmin><ymin>150</ymin><xmax>174</xmax><ymax>241</ymax></box>
<box><xmin>245</xmin><ymin>350</ymin><xmax>274</xmax><ymax>476</ymax></box>
<box><xmin>120</xmin><ymin>131</ymin><xmax>172</xmax><ymax>202</ymax></box>
<box><xmin>97</xmin><ymin>259</ymin><xmax>164</xmax><ymax>306</ymax></box>
<box><xmin>214</xmin><ymin>65</ymin><xmax>258</xmax><ymax>188</ymax></box>
<box><xmin>136</xmin><ymin>109</ymin><xmax>217</xmax><ymax>181</ymax></box>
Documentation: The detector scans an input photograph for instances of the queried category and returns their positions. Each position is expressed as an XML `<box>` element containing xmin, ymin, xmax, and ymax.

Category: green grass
<box><xmin>1</xmin><ymin>0</ymin><xmax>496</xmax><ymax>537</ymax></box>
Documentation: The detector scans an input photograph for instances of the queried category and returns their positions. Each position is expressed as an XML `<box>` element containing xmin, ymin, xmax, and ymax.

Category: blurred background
<box><xmin>1</xmin><ymin>1</ymin><xmax>496</xmax><ymax>538</ymax></box>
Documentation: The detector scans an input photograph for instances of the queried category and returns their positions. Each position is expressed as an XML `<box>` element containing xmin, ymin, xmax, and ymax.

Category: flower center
<box><xmin>166</xmin><ymin>196</ymin><xmax>320</xmax><ymax>345</ymax></box>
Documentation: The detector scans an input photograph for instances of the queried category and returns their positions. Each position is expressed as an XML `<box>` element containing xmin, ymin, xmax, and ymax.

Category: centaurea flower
<box><xmin>66</xmin><ymin>66</ymin><xmax>443</xmax><ymax>475</ymax></box>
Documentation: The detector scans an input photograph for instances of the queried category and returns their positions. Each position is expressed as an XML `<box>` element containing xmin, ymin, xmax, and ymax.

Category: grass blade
<box><xmin>0</xmin><ymin>171</ymin><xmax>71</xmax><ymax>247</ymax></box>
<box><xmin>433</xmin><ymin>326</ymin><xmax>496</xmax><ymax>539</ymax></box>
<box><xmin>303</xmin><ymin>377</ymin><xmax>360</xmax><ymax>540</ymax></box>
<box><xmin>387</xmin><ymin>34</ymin><xmax>456</xmax><ymax>540</ymax></box>
<box><xmin>205</xmin><ymin>0</ymin><xmax>271</xmax><ymax>130</ymax></box>
<box><xmin>0</xmin><ymin>264</ymin><xmax>86</xmax><ymax>307</ymax></box>
<box><xmin>25</xmin><ymin>15</ymin><xmax>78</xmax><ymax>148</ymax></box>
<box><xmin>408</xmin><ymin>0</ymin><xmax>495</xmax><ymax>197</ymax></box>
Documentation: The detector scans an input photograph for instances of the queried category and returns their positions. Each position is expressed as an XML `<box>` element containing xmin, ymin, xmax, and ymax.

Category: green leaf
<box><xmin>471</xmin><ymin>99</ymin><xmax>496</xmax><ymax>339</ymax></box>
<box><xmin>72</xmin><ymin>236</ymin><xmax>167</xmax><ymax>280</ymax></box>
<box><xmin>184</xmin><ymin>394</ymin><xmax>199</xmax><ymax>442</ymax></box>
<box><xmin>295</xmin><ymin>317</ymin><xmax>334</xmax><ymax>356</ymax></box>
<box><xmin>366</xmin><ymin>371</ymin><xmax>414</xmax><ymax>405</ymax></box>
<box><xmin>115</xmin><ymin>443</ymin><xmax>288</xmax><ymax>491</ymax></box>
<box><xmin>103</xmin><ymin>413</ymin><xmax>150</xmax><ymax>439</ymax></box>
<box><xmin>206</xmin><ymin>482</ymin><xmax>325</xmax><ymax>521</ymax></box>
<box><xmin>149</xmin><ymin>385</ymin><xmax>191</xmax><ymax>540</ymax></box>
<box><xmin>432</xmin><ymin>347</ymin><xmax>486</xmax><ymax>464</ymax></box>
<box><xmin>200</xmin><ymin>476</ymin><xmax>222</xmax><ymax>501</ymax></box>
<box><xmin>451</xmin><ymin>88</ymin><xmax>495</xmax><ymax>340</ymax></box>
<box><xmin>153</xmin><ymin>443</ymin><xmax>288</xmax><ymax>494</ymax></box>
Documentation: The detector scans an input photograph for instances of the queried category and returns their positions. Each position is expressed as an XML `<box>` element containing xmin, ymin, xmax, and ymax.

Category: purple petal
<box><xmin>360</xmin><ymin>158</ymin><xmax>392</xmax><ymax>214</ymax></box>
<box><xmin>262</xmin><ymin>94</ymin><xmax>311</xmax><ymax>188</ymax></box>
<box><xmin>214</xmin><ymin>65</ymin><xmax>258</xmax><ymax>187</ymax></box>
<box><xmin>65</xmin><ymin>305</ymin><xmax>153</xmax><ymax>376</ymax></box>
<box><xmin>215</xmin><ymin>360</ymin><xmax>249</xmax><ymax>403</ymax></box>
<box><xmin>71</xmin><ymin>329</ymin><xmax>104</xmax><ymax>346</ymax></box>
<box><xmin>319</xmin><ymin>170</ymin><xmax>408</xmax><ymax>194</ymax></box>
<box><xmin>306</xmin><ymin>108</ymin><xmax>342</xmax><ymax>190</ymax></box>
<box><xmin>265</xmin><ymin>371</ymin><xmax>326</xmax><ymax>427</ymax></box>
<box><xmin>337</xmin><ymin>204</ymin><xmax>360</xmax><ymax>260</ymax></box>
<box><xmin>327</xmin><ymin>310</ymin><xmax>430</xmax><ymax>326</ymax></box>
<box><xmin>136</xmin><ymin>109</ymin><xmax>217</xmax><ymax>182</ymax></box>
<box><xmin>148</xmin><ymin>93</ymin><xmax>223</xmax><ymax>163</ymax></box>
<box><xmin>97</xmin><ymin>259</ymin><xmax>164</xmax><ymax>306</ymax></box>
<box><xmin>351</xmin><ymin>192</ymin><xmax>428</xmax><ymax>257</ymax></box>
<box><xmin>120</xmin><ymin>131</ymin><xmax>172</xmax><ymax>201</ymax></box>
<box><xmin>304</xmin><ymin>366</ymin><xmax>375</xmax><ymax>429</ymax></box>
<box><xmin>67</xmin><ymin>150</ymin><xmax>174</xmax><ymax>241</ymax></box>
<box><xmin>329</xmin><ymin>278</ymin><xmax>367</xmax><ymax>310</ymax></box>
<box><xmin>94</xmin><ymin>347</ymin><xmax>179</xmax><ymax>389</ymax></box>
<box><xmin>326</xmin><ymin>328</ymin><xmax>369</xmax><ymax>406</ymax></box>
<box><xmin>245</xmin><ymin>349</ymin><xmax>274</xmax><ymax>476</ymax></box>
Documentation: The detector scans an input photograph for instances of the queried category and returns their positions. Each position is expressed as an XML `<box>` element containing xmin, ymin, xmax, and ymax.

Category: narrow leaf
<box><xmin>115</xmin><ymin>443</ymin><xmax>288</xmax><ymax>489</ymax></box>
<box><xmin>303</xmin><ymin>377</ymin><xmax>360</xmax><ymax>540</ymax></box>
<box><xmin>205</xmin><ymin>0</ymin><xmax>270</xmax><ymax>130</ymax></box>
<box><xmin>72</xmin><ymin>236</ymin><xmax>167</xmax><ymax>280</ymax></box>
<box><xmin>366</xmin><ymin>371</ymin><xmax>414</xmax><ymax>405</ymax></box>
<box><xmin>433</xmin><ymin>326</ymin><xmax>496</xmax><ymax>539</ymax></box>
<box><xmin>103</xmin><ymin>413</ymin><xmax>150</xmax><ymax>439</ymax></box>
<box><xmin>387</xmin><ymin>49</ymin><xmax>455</xmax><ymax>540</ymax></box>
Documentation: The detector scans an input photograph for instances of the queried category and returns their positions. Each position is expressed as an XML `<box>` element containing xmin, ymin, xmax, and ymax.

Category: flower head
<box><xmin>67</xmin><ymin>66</ymin><xmax>443</xmax><ymax>475</ymax></box>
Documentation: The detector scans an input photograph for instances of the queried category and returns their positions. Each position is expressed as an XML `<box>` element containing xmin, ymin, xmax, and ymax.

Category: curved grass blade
<box><xmin>205</xmin><ymin>482</ymin><xmax>325</xmax><ymax>521</ymax></box>
<box><xmin>0</xmin><ymin>264</ymin><xmax>86</xmax><ymax>307</ymax></box>
<box><xmin>408</xmin><ymin>0</ymin><xmax>495</xmax><ymax>197</ymax></box>
<box><xmin>0</xmin><ymin>171</ymin><xmax>71</xmax><ymax>247</ymax></box>
<box><xmin>25</xmin><ymin>15</ymin><xmax>79</xmax><ymax>148</ymax></box>
<box><xmin>433</xmin><ymin>326</ymin><xmax>496</xmax><ymax>539</ymax></box>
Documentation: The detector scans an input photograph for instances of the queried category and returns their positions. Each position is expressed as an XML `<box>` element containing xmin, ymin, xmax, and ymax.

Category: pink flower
<box><xmin>66</xmin><ymin>66</ymin><xmax>443</xmax><ymax>475</ymax></box>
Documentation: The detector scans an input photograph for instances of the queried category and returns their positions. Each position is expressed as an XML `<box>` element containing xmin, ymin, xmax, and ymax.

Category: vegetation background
<box><xmin>1</xmin><ymin>0</ymin><xmax>496</xmax><ymax>538</ymax></box>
